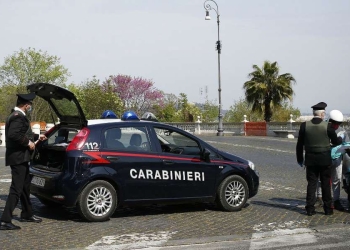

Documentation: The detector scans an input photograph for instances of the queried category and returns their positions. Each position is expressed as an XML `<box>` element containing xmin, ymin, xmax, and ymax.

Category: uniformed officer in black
<box><xmin>296</xmin><ymin>102</ymin><xmax>342</xmax><ymax>216</ymax></box>
<box><xmin>0</xmin><ymin>93</ymin><xmax>47</xmax><ymax>230</ymax></box>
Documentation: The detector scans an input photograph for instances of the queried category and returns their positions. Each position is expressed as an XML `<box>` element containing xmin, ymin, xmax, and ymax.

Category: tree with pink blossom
<box><xmin>103</xmin><ymin>74</ymin><xmax>164</xmax><ymax>116</ymax></box>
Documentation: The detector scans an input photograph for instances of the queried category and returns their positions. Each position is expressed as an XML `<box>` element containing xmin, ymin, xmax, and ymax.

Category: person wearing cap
<box><xmin>0</xmin><ymin>93</ymin><xmax>47</xmax><ymax>230</ymax></box>
<box><xmin>296</xmin><ymin>102</ymin><xmax>342</xmax><ymax>216</ymax></box>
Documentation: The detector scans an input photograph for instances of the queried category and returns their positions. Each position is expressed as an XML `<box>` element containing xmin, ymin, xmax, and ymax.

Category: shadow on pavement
<box><xmin>251</xmin><ymin>197</ymin><xmax>307</xmax><ymax>215</ymax></box>
<box><xmin>0</xmin><ymin>195</ymin><xmax>82</xmax><ymax>222</ymax></box>
<box><xmin>112</xmin><ymin>202</ymin><xmax>214</xmax><ymax>218</ymax></box>
<box><xmin>112</xmin><ymin>201</ymin><xmax>251</xmax><ymax>218</ymax></box>
<box><xmin>1</xmin><ymin>198</ymin><xmax>230</xmax><ymax>222</ymax></box>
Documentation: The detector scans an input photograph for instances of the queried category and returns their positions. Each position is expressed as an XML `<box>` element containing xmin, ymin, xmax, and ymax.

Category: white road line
<box><xmin>86</xmin><ymin>231</ymin><xmax>177</xmax><ymax>250</ymax></box>
<box><xmin>253</xmin><ymin>220</ymin><xmax>310</xmax><ymax>233</ymax></box>
<box><xmin>289</xmin><ymin>240</ymin><xmax>350</xmax><ymax>250</ymax></box>
<box><xmin>259</xmin><ymin>181</ymin><xmax>306</xmax><ymax>194</ymax></box>
<box><xmin>249</xmin><ymin>228</ymin><xmax>316</xmax><ymax>250</ymax></box>
<box><xmin>206</xmin><ymin>141</ymin><xmax>294</xmax><ymax>154</ymax></box>
<box><xmin>0</xmin><ymin>179</ymin><xmax>11</xmax><ymax>183</ymax></box>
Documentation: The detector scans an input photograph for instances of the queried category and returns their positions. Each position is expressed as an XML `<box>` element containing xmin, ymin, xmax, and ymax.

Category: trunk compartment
<box><xmin>32</xmin><ymin>126</ymin><xmax>80</xmax><ymax>171</ymax></box>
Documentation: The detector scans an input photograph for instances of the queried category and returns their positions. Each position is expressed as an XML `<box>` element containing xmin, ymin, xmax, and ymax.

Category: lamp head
<box><xmin>205</xmin><ymin>10</ymin><xmax>211</xmax><ymax>20</ymax></box>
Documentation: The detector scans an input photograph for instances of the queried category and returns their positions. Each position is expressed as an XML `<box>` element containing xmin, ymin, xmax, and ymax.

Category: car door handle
<box><xmin>163</xmin><ymin>160</ymin><xmax>174</xmax><ymax>165</ymax></box>
<box><xmin>106</xmin><ymin>156</ymin><xmax>119</xmax><ymax>162</ymax></box>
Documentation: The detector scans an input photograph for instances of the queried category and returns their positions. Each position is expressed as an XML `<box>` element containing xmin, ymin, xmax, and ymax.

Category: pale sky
<box><xmin>1</xmin><ymin>0</ymin><xmax>349</xmax><ymax>114</ymax></box>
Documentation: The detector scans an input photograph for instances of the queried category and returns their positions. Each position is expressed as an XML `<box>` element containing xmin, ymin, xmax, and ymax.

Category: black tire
<box><xmin>216</xmin><ymin>175</ymin><xmax>248</xmax><ymax>211</ymax></box>
<box><xmin>77</xmin><ymin>180</ymin><xmax>117</xmax><ymax>222</ymax></box>
<box><xmin>37</xmin><ymin>197</ymin><xmax>61</xmax><ymax>207</ymax></box>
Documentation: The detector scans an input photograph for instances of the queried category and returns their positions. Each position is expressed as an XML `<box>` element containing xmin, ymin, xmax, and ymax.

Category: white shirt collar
<box><xmin>14</xmin><ymin>107</ymin><xmax>26</xmax><ymax>116</ymax></box>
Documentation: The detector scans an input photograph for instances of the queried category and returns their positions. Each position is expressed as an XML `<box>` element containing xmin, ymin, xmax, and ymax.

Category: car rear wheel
<box><xmin>216</xmin><ymin>175</ymin><xmax>248</xmax><ymax>211</ymax></box>
<box><xmin>77</xmin><ymin>180</ymin><xmax>117</xmax><ymax>222</ymax></box>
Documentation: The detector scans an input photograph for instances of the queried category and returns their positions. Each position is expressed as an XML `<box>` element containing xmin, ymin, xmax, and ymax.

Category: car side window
<box><xmin>104</xmin><ymin>126</ymin><xmax>151</xmax><ymax>152</ymax></box>
<box><xmin>104</xmin><ymin>128</ymin><xmax>125</xmax><ymax>150</ymax></box>
<box><xmin>154</xmin><ymin>127</ymin><xmax>201</xmax><ymax>156</ymax></box>
<box><xmin>205</xmin><ymin>147</ymin><xmax>220</xmax><ymax>159</ymax></box>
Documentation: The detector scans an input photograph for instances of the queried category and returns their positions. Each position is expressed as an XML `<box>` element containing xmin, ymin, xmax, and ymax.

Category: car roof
<box><xmin>87</xmin><ymin>119</ymin><xmax>155</xmax><ymax>126</ymax></box>
<box><xmin>87</xmin><ymin>119</ymin><xmax>122</xmax><ymax>125</ymax></box>
<box><xmin>85</xmin><ymin>119</ymin><xmax>199</xmax><ymax>144</ymax></box>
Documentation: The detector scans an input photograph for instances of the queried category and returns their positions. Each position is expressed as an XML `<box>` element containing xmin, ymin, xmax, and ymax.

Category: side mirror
<box><xmin>201</xmin><ymin>148</ymin><xmax>211</xmax><ymax>163</ymax></box>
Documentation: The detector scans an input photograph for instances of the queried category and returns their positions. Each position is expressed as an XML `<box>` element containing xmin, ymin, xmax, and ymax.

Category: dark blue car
<box><xmin>28</xmin><ymin>83</ymin><xmax>259</xmax><ymax>222</ymax></box>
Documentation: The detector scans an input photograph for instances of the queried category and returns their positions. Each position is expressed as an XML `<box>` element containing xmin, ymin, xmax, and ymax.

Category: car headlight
<box><xmin>248</xmin><ymin>160</ymin><xmax>255</xmax><ymax>171</ymax></box>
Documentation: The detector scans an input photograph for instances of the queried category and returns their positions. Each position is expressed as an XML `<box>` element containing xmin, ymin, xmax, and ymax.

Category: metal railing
<box><xmin>164</xmin><ymin>121</ymin><xmax>350</xmax><ymax>136</ymax></box>
<box><xmin>1</xmin><ymin>121</ymin><xmax>349</xmax><ymax>147</ymax></box>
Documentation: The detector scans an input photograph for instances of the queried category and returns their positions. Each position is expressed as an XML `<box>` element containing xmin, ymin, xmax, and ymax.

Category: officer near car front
<box><xmin>296</xmin><ymin>102</ymin><xmax>342</xmax><ymax>216</ymax></box>
<box><xmin>0</xmin><ymin>93</ymin><xmax>47</xmax><ymax>230</ymax></box>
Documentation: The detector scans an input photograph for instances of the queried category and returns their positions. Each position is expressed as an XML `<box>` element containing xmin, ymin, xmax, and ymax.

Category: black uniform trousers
<box><xmin>305</xmin><ymin>165</ymin><xmax>332</xmax><ymax>212</ymax></box>
<box><xmin>1</xmin><ymin>162</ymin><xmax>33</xmax><ymax>223</ymax></box>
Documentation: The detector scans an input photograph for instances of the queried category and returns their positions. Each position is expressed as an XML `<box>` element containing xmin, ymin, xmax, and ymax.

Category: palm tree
<box><xmin>243</xmin><ymin>61</ymin><xmax>296</xmax><ymax>122</ymax></box>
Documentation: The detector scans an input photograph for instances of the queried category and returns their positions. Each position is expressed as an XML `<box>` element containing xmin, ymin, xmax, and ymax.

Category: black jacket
<box><xmin>296</xmin><ymin>117</ymin><xmax>341</xmax><ymax>167</ymax></box>
<box><xmin>5</xmin><ymin>110</ymin><xmax>35</xmax><ymax>166</ymax></box>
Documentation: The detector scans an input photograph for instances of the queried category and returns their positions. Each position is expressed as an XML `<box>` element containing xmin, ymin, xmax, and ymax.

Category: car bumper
<box><xmin>30</xmin><ymin>167</ymin><xmax>80</xmax><ymax>207</ymax></box>
<box><xmin>249</xmin><ymin>170</ymin><xmax>259</xmax><ymax>198</ymax></box>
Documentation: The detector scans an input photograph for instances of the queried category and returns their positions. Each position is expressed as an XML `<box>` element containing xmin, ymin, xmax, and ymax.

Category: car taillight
<box><xmin>66</xmin><ymin>127</ymin><xmax>90</xmax><ymax>151</ymax></box>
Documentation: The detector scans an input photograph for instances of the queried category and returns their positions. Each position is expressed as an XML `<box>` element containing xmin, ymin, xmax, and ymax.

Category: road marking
<box><xmin>249</xmin><ymin>228</ymin><xmax>317</xmax><ymax>250</ymax></box>
<box><xmin>206</xmin><ymin>141</ymin><xmax>295</xmax><ymax>154</ymax></box>
<box><xmin>0</xmin><ymin>179</ymin><xmax>11</xmax><ymax>183</ymax></box>
<box><xmin>87</xmin><ymin>231</ymin><xmax>177</xmax><ymax>250</ymax></box>
<box><xmin>253</xmin><ymin>220</ymin><xmax>310</xmax><ymax>232</ymax></box>
<box><xmin>297</xmin><ymin>240</ymin><xmax>350</xmax><ymax>250</ymax></box>
<box><xmin>259</xmin><ymin>181</ymin><xmax>306</xmax><ymax>194</ymax></box>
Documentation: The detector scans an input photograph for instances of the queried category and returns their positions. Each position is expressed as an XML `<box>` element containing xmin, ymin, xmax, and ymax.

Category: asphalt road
<box><xmin>1</xmin><ymin>135</ymin><xmax>350</xmax><ymax>250</ymax></box>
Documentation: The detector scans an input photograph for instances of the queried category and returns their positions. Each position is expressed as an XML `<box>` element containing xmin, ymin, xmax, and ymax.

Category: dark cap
<box><xmin>16</xmin><ymin>93</ymin><xmax>36</xmax><ymax>104</ymax></box>
<box><xmin>311</xmin><ymin>102</ymin><xmax>327</xmax><ymax>110</ymax></box>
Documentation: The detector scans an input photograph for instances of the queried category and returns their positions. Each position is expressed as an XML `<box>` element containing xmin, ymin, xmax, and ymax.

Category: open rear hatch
<box><xmin>27</xmin><ymin>83</ymin><xmax>87</xmax><ymax>127</ymax></box>
<box><xmin>27</xmin><ymin>83</ymin><xmax>87</xmax><ymax>171</ymax></box>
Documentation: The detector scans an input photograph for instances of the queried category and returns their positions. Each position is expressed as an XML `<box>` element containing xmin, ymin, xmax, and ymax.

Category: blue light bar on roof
<box><xmin>121</xmin><ymin>111</ymin><xmax>139</xmax><ymax>121</ymax></box>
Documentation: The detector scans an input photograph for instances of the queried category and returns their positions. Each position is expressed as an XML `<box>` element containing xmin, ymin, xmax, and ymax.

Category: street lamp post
<box><xmin>203</xmin><ymin>0</ymin><xmax>223</xmax><ymax>136</ymax></box>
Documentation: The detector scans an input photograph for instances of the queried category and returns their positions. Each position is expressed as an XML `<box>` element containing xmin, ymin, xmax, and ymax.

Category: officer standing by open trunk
<box><xmin>296</xmin><ymin>102</ymin><xmax>342</xmax><ymax>216</ymax></box>
<box><xmin>0</xmin><ymin>93</ymin><xmax>47</xmax><ymax>230</ymax></box>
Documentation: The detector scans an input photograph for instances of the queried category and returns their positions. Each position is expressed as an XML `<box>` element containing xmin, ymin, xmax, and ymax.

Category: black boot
<box><xmin>306</xmin><ymin>210</ymin><xmax>316</xmax><ymax>216</ymax></box>
<box><xmin>325</xmin><ymin>210</ymin><xmax>334</xmax><ymax>215</ymax></box>
<box><xmin>334</xmin><ymin>200</ymin><xmax>345</xmax><ymax>211</ymax></box>
<box><xmin>324</xmin><ymin>204</ymin><xmax>334</xmax><ymax>215</ymax></box>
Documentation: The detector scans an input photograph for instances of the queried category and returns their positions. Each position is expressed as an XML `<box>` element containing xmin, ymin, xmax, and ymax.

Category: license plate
<box><xmin>31</xmin><ymin>176</ymin><xmax>45</xmax><ymax>187</ymax></box>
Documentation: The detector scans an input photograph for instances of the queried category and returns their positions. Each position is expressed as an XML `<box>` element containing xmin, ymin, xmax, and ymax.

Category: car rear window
<box><xmin>47</xmin><ymin>127</ymin><xmax>80</xmax><ymax>145</ymax></box>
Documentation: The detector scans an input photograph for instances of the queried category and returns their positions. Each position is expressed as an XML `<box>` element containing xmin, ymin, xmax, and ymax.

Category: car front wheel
<box><xmin>216</xmin><ymin>175</ymin><xmax>248</xmax><ymax>211</ymax></box>
<box><xmin>77</xmin><ymin>180</ymin><xmax>117</xmax><ymax>222</ymax></box>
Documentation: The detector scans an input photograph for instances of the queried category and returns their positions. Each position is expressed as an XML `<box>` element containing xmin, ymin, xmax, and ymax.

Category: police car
<box><xmin>28</xmin><ymin>83</ymin><xmax>259</xmax><ymax>222</ymax></box>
